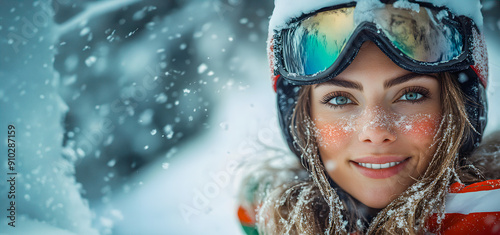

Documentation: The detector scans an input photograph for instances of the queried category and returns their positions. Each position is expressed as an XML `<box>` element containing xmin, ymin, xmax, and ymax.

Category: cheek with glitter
<box><xmin>397</xmin><ymin>115</ymin><xmax>440</xmax><ymax>138</ymax></box>
<box><xmin>314</xmin><ymin>120</ymin><xmax>355</xmax><ymax>147</ymax></box>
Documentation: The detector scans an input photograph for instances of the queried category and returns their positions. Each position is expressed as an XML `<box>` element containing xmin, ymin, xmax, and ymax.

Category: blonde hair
<box><xmin>256</xmin><ymin>72</ymin><xmax>478</xmax><ymax>234</ymax></box>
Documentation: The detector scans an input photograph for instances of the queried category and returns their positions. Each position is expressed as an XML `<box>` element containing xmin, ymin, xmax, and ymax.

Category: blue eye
<box><xmin>321</xmin><ymin>92</ymin><xmax>355</xmax><ymax>108</ymax></box>
<box><xmin>400</xmin><ymin>92</ymin><xmax>423</xmax><ymax>101</ymax></box>
<box><xmin>329</xmin><ymin>96</ymin><xmax>353</xmax><ymax>105</ymax></box>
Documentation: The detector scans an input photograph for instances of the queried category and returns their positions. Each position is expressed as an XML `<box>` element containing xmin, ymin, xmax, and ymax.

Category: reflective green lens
<box><xmin>280</xmin><ymin>4</ymin><xmax>464</xmax><ymax>78</ymax></box>
<box><xmin>282</xmin><ymin>7</ymin><xmax>355</xmax><ymax>76</ymax></box>
<box><xmin>375</xmin><ymin>5</ymin><xmax>463</xmax><ymax>63</ymax></box>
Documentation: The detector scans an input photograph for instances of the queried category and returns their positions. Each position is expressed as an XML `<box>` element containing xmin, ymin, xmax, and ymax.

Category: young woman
<box><xmin>238</xmin><ymin>0</ymin><xmax>500</xmax><ymax>234</ymax></box>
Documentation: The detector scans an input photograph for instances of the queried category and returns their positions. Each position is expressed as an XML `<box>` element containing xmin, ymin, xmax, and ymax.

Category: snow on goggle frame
<box><xmin>276</xmin><ymin>3</ymin><xmax>473</xmax><ymax>84</ymax></box>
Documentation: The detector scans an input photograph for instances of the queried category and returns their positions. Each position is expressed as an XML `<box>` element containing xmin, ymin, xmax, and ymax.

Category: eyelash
<box><xmin>320</xmin><ymin>87</ymin><xmax>431</xmax><ymax>109</ymax></box>
<box><xmin>398</xmin><ymin>87</ymin><xmax>431</xmax><ymax>103</ymax></box>
<box><xmin>320</xmin><ymin>91</ymin><xmax>355</xmax><ymax>109</ymax></box>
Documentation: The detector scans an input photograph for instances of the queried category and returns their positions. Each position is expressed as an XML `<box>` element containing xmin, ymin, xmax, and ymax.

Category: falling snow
<box><xmin>198</xmin><ymin>63</ymin><xmax>208</xmax><ymax>74</ymax></box>
<box><xmin>164</xmin><ymin>124</ymin><xmax>174</xmax><ymax>139</ymax></box>
<box><xmin>85</xmin><ymin>56</ymin><xmax>97</xmax><ymax>67</ymax></box>
<box><xmin>1</xmin><ymin>0</ymin><xmax>498</xmax><ymax>234</ymax></box>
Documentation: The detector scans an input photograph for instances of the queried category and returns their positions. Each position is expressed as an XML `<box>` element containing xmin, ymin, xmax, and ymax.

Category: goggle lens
<box><xmin>376</xmin><ymin>6</ymin><xmax>463</xmax><ymax>63</ymax></box>
<box><xmin>282</xmin><ymin>7</ymin><xmax>356</xmax><ymax>76</ymax></box>
<box><xmin>280</xmin><ymin>5</ymin><xmax>465</xmax><ymax>78</ymax></box>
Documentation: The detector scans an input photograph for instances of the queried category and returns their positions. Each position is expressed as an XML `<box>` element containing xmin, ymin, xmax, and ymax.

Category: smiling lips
<box><xmin>351</xmin><ymin>156</ymin><xmax>410</xmax><ymax>179</ymax></box>
<box><xmin>357</xmin><ymin>161</ymin><xmax>404</xmax><ymax>169</ymax></box>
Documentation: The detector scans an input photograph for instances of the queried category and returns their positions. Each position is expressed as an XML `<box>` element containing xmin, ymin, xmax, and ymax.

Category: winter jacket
<box><xmin>426</xmin><ymin>179</ymin><xmax>500</xmax><ymax>234</ymax></box>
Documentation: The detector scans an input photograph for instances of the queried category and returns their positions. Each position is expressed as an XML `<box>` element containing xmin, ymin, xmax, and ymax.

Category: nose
<box><xmin>357</xmin><ymin>108</ymin><xmax>397</xmax><ymax>144</ymax></box>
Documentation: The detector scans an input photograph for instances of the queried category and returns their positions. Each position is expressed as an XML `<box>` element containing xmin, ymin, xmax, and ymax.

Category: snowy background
<box><xmin>0</xmin><ymin>0</ymin><xmax>498</xmax><ymax>234</ymax></box>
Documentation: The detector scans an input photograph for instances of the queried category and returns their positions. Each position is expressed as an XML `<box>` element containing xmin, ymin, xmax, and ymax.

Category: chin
<box><xmin>359</xmin><ymin>197</ymin><xmax>392</xmax><ymax>209</ymax></box>
<box><xmin>354</xmin><ymin>187</ymin><xmax>403</xmax><ymax>209</ymax></box>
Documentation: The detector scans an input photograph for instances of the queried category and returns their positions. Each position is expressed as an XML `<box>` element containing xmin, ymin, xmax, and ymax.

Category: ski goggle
<box><xmin>275</xmin><ymin>3</ymin><xmax>473</xmax><ymax>84</ymax></box>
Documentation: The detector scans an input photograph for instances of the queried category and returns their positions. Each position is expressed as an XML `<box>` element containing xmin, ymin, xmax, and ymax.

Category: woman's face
<box><xmin>310</xmin><ymin>42</ymin><xmax>442</xmax><ymax>209</ymax></box>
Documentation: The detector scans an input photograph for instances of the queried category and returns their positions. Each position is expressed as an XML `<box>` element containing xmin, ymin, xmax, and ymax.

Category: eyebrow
<box><xmin>314</xmin><ymin>72</ymin><xmax>437</xmax><ymax>90</ymax></box>
<box><xmin>383</xmin><ymin>73</ymin><xmax>437</xmax><ymax>89</ymax></box>
<box><xmin>314</xmin><ymin>79</ymin><xmax>363</xmax><ymax>90</ymax></box>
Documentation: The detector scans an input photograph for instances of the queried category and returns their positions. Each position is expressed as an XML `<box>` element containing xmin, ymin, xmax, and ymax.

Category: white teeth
<box><xmin>358</xmin><ymin>161</ymin><xmax>403</xmax><ymax>169</ymax></box>
<box><xmin>380</xmin><ymin>163</ymin><xmax>390</xmax><ymax>168</ymax></box>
